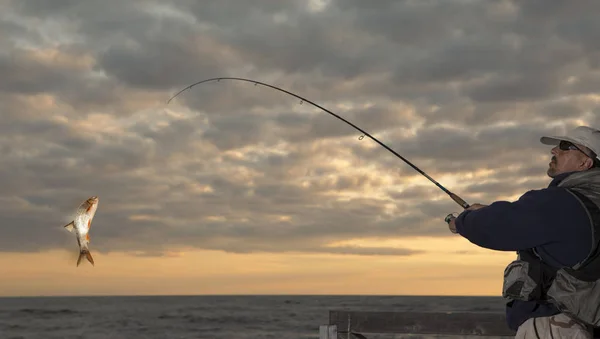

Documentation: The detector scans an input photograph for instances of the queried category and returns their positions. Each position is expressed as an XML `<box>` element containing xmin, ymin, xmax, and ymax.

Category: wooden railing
<box><xmin>319</xmin><ymin>310</ymin><xmax>516</xmax><ymax>338</ymax></box>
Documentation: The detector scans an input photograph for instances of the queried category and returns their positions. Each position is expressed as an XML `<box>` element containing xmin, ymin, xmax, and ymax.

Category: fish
<box><xmin>63</xmin><ymin>196</ymin><xmax>99</xmax><ymax>267</ymax></box>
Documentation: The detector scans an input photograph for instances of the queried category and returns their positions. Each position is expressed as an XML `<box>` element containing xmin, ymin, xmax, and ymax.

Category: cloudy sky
<box><xmin>2</xmin><ymin>0</ymin><xmax>600</xmax><ymax>297</ymax></box>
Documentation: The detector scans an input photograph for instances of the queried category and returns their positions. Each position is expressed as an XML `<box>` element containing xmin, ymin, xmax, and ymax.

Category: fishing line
<box><xmin>167</xmin><ymin>77</ymin><xmax>470</xmax><ymax>210</ymax></box>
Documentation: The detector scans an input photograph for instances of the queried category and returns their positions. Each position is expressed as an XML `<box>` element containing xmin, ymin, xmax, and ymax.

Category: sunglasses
<box><xmin>559</xmin><ymin>140</ymin><xmax>600</xmax><ymax>167</ymax></box>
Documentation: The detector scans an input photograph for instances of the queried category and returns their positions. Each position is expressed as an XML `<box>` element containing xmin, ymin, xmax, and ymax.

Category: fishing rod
<box><xmin>167</xmin><ymin>77</ymin><xmax>470</xmax><ymax>210</ymax></box>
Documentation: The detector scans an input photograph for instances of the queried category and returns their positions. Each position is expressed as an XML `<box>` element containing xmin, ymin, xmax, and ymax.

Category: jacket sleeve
<box><xmin>454</xmin><ymin>187</ymin><xmax>589</xmax><ymax>251</ymax></box>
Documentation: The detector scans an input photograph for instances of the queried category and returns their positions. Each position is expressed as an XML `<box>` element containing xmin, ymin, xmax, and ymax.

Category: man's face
<box><xmin>547</xmin><ymin>140</ymin><xmax>593</xmax><ymax>177</ymax></box>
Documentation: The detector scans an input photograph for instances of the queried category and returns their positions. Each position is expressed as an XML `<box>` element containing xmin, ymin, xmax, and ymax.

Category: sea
<box><xmin>0</xmin><ymin>295</ymin><xmax>511</xmax><ymax>339</ymax></box>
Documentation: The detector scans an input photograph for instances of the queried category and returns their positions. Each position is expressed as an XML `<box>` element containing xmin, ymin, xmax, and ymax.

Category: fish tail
<box><xmin>77</xmin><ymin>249</ymin><xmax>95</xmax><ymax>267</ymax></box>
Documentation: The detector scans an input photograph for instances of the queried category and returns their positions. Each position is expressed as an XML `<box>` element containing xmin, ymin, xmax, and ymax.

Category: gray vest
<box><xmin>502</xmin><ymin>169</ymin><xmax>600</xmax><ymax>326</ymax></box>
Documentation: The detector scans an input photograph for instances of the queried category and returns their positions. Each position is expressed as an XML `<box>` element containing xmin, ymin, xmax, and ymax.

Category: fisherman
<box><xmin>446</xmin><ymin>126</ymin><xmax>600</xmax><ymax>339</ymax></box>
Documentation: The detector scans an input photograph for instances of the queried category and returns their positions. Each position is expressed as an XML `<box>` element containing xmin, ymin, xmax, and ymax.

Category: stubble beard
<box><xmin>547</xmin><ymin>158</ymin><xmax>557</xmax><ymax>178</ymax></box>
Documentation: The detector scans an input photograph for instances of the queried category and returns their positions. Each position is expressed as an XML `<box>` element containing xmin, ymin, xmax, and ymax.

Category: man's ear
<box><xmin>584</xmin><ymin>157</ymin><xmax>594</xmax><ymax>170</ymax></box>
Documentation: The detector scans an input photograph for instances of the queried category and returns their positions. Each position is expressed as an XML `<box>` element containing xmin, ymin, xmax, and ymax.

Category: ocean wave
<box><xmin>16</xmin><ymin>308</ymin><xmax>79</xmax><ymax>315</ymax></box>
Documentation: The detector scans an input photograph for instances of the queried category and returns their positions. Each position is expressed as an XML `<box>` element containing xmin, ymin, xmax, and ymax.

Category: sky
<box><xmin>1</xmin><ymin>0</ymin><xmax>600</xmax><ymax>297</ymax></box>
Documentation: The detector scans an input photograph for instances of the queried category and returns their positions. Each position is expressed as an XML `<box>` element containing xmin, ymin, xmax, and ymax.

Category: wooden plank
<box><xmin>319</xmin><ymin>325</ymin><xmax>337</xmax><ymax>339</ymax></box>
<box><xmin>329</xmin><ymin>311</ymin><xmax>516</xmax><ymax>336</ymax></box>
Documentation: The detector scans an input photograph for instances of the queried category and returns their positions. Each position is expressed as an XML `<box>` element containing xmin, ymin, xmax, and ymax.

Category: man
<box><xmin>446</xmin><ymin>126</ymin><xmax>600</xmax><ymax>339</ymax></box>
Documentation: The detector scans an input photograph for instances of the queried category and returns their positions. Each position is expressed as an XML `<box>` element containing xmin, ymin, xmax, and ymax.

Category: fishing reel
<box><xmin>444</xmin><ymin>213</ymin><xmax>457</xmax><ymax>224</ymax></box>
<box><xmin>445</xmin><ymin>212</ymin><xmax>459</xmax><ymax>233</ymax></box>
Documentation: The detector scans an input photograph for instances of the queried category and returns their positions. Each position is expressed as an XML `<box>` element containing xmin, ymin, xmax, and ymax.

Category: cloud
<box><xmin>0</xmin><ymin>0</ymin><xmax>598</xmax><ymax>258</ymax></box>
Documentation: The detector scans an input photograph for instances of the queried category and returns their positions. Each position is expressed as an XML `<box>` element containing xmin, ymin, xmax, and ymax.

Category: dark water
<box><xmin>0</xmin><ymin>295</ymin><xmax>510</xmax><ymax>339</ymax></box>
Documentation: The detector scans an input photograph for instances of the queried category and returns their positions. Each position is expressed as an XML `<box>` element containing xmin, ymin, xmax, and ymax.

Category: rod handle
<box><xmin>449</xmin><ymin>192</ymin><xmax>470</xmax><ymax>209</ymax></box>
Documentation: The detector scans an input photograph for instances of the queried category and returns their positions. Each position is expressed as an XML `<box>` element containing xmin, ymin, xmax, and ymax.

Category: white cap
<box><xmin>540</xmin><ymin>126</ymin><xmax>600</xmax><ymax>160</ymax></box>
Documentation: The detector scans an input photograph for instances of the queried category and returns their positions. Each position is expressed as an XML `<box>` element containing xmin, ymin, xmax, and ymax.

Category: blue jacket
<box><xmin>455</xmin><ymin>171</ymin><xmax>593</xmax><ymax>331</ymax></box>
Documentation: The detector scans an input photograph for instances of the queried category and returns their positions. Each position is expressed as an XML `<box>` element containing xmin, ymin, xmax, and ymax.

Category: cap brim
<box><xmin>540</xmin><ymin>135</ymin><xmax>581</xmax><ymax>146</ymax></box>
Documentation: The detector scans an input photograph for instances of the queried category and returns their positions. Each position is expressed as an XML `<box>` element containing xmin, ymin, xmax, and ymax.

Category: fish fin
<box><xmin>85</xmin><ymin>233</ymin><xmax>90</xmax><ymax>241</ymax></box>
<box><xmin>86</xmin><ymin>251</ymin><xmax>95</xmax><ymax>266</ymax></box>
<box><xmin>77</xmin><ymin>252</ymin><xmax>84</xmax><ymax>266</ymax></box>
<box><xmin>63</xmin><ymin>221</ymin><xmax>75</xmax><ymax>233</ymax></box>
<box><xmin>87</xmin><ymin>219</ymin><xmax>92</xmax><ymax>229</ymax></box>
<box><xmin>77</xmin><ymin>250</ymin><xmax>95</xmax><ymax>267</ymax></box>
